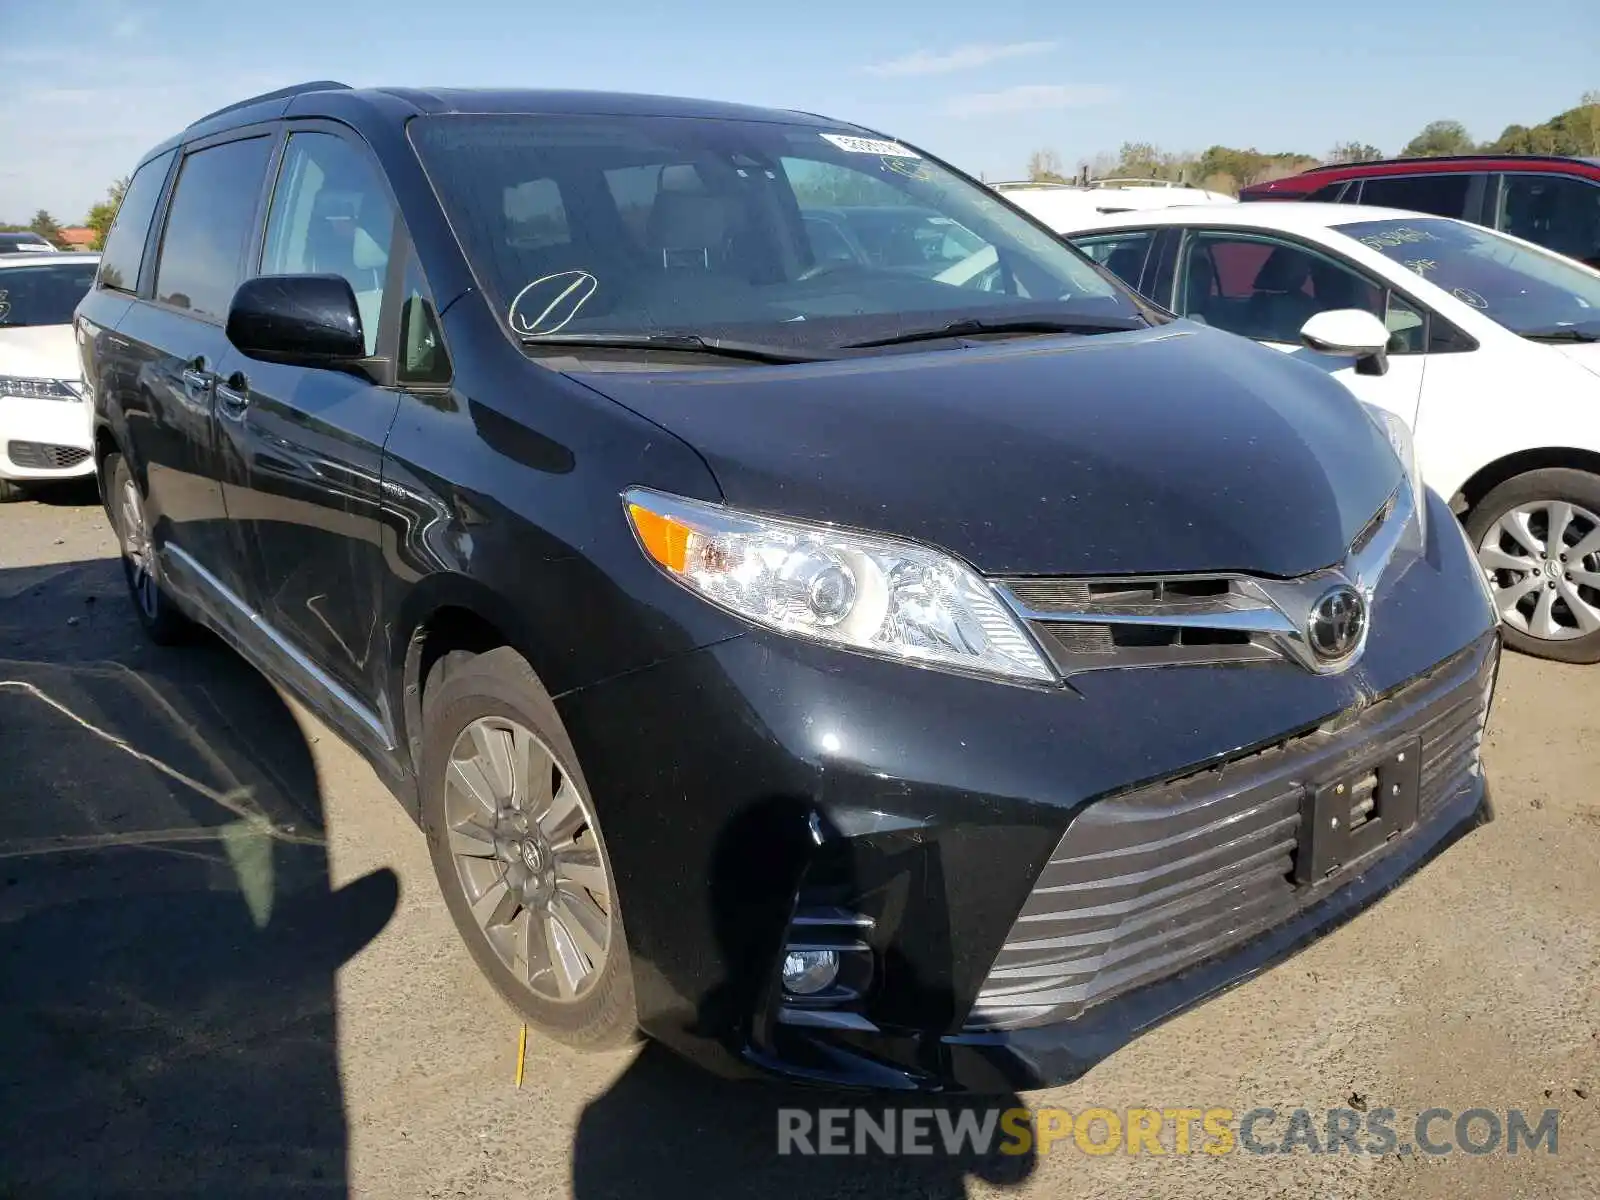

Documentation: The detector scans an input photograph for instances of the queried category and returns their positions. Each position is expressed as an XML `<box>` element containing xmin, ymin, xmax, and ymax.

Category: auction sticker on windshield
<box><xmin>820</xmin><ymin>133</ymin><xmax>920</xmax><ymax>158</ymax></box>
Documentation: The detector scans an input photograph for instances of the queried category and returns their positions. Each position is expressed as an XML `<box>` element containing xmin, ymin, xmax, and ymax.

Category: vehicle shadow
<box><xmin>0</xmin><ymin>555</ymin><xmax>396</xmax><ymax>1198</ymax></box>
<box><xmin>571</xmin><ymin>796</ymin><xmax>1039</xmax><ymax>1199</ymax></box>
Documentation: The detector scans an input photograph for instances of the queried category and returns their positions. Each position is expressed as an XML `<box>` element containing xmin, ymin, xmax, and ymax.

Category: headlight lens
<box><xmin>0</xmin><ymin>376</ymin><xmax>82</xmax><ymax>401</ymax></box>
<box><xmin>1361</xmin><ymin>402</ymin><xmax>1426</xmax><ymax>540</ymax></box>
<box><xmin>624</xmin><ymin>488</ymin><xmax>1055</xmax><ymax>683</ymax></box>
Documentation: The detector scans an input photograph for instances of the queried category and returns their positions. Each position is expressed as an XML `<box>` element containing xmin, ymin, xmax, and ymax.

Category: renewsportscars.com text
<box><xmin>776</xmin><ymin>1105</ymin><xmax>1560</xmax><ymax>1157</ymax></box>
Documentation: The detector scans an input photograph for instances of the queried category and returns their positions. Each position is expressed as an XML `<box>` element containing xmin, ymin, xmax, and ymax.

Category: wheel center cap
<box><xmin>1544</xmin><ymin>559</ymin><xmax>1562</xmax><ymax>580</ymax></box>
<box><xmin>520</xmin><ymin>840</ymin><xmax>546</xmax><ymax>873</ymax></box>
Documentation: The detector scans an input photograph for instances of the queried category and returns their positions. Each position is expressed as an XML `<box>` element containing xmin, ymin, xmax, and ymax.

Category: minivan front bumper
<box><xmin>556</xmin><ymin>492</ymin><xmax>1499</xmax><ymax>1092</ymax></box>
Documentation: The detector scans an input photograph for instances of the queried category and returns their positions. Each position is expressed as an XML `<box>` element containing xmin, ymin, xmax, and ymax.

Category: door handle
<box><xmin>180</xmin><ymin>365</ymin><xmax>215</xmax><ymax>392</ymax></box>
<box><xmin>217</xmin><ymin>372</ymin><xmax>251</xmax><ymax>417</ymax></box>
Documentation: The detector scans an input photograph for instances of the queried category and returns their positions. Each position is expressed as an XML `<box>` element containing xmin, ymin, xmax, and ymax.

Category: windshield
<box><xmin>1336</xmin><ymin>217</ymin><xmax>1600</xmax><ymax>338</ymax></box>
<box><xmin>409</xmin><ymin>114</ymin><xmax>1146</xmax><ymax>357</ymax></box>
<box><xmin>0</xmin><ymin>260</ymin><xmax>98</xmax><ymax>327</ymax></box>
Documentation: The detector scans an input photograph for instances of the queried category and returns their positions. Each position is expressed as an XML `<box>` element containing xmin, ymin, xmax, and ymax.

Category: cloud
<box><xmin>867</xmin><ymin>41</ymin><xmax>1056</xmax><ymax>78</ymax></box>
<box><xmin>945</xmin><ymin>83</ymin><xmax>1117</xmax><ymax>118</ymax></box>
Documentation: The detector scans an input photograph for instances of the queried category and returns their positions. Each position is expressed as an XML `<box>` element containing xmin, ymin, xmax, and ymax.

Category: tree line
<box><xmin>1</xmin><ymin>178</ymin><xmax>128</xmax><ymax>250</ymax></box>
<box><xmin>1024</xmin><ymin>91</ymin><xmax>1600</xmax><ymax>194</ymax></box>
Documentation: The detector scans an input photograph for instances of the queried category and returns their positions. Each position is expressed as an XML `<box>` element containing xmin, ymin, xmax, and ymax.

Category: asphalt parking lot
<box><xmin>1</xmin><ymin>486</ymin><xmax>1597</xmax><ymax>1199</ymax></box>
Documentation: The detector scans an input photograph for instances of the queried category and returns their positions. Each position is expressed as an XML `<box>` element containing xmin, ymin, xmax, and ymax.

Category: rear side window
<box><xmin>1497</xmin><ymin>173</ymin><xmax>1600</xmax><ymax>267</ymax></box>
<box><xmin>155</xmin><ymin>137</ymin><xmax>273</xmax><ymax>321</ymax></box>
<box><xmin>1356</xmin><ymin>174</ymin><xmax>1472</xmax><ymax>219</ymax></box>
<box><xmin>1306</xmin><ymin>181</ymin><xmax>1349</xmax><ymax>203</ymax></box>
<box><xmin>97</xmin><ymin>150</ymin><xmax>174</xmax><ymax>293</ymax></box>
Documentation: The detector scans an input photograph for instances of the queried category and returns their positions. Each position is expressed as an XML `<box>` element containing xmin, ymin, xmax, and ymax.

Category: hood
<box><xmin>1550</xmin><ymin>342</ymin><xmax>1600</xmax><ymax>379</ymax></box>
<box><xmin>0</xmin><ymin>325</ymin><xmax>81</xmax><ymax>381</ymax></box>
<box><xmin>572</xmin><ymin>326</ymin><xmax>1402</xmax><ymax>578</ymax></box>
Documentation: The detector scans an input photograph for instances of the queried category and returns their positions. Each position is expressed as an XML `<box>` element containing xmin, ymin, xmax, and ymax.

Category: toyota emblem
<box><xmin>1307</xmin><ymin>585</ymin><xmax>1366</xmax><ymax>660</ymax></box>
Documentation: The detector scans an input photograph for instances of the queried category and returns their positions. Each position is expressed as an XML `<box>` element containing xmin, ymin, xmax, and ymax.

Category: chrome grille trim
<box><xmin>996</xmin><ymin>484</ymin><xmax>1414</xmax><ymax>678</ymax></box>
<box><xmin>965</xmin><ymin>636</ymin><xmax>1495</xmax><ymax>1031</ymax></box>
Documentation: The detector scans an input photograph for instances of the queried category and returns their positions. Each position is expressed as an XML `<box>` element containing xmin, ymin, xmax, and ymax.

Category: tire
<box><xmin>420</xmin><ymin>646</ymin><xmax>637</xmax><ymax>1049</ymax></box>
<box><xmin>0</xmin><ymin>478</ymin><xmax>26</xmax><ymax>503</ymax></box>
<box><xmin>105</xmin><ymin>453</ymin><xmax>191</xmax><ymax>645</ymax></box>
<box><xmin>1464</xmin><ymin>467</ymin><xmax>1600</xmax><ymax>664</ymax></box>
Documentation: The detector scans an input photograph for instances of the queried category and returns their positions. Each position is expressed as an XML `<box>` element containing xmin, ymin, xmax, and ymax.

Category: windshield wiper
<box><xmin>519</xmin><ymin>332</ymin><xmax>831</xmax><ymax>364</ymax></box>
<box><xmin>839</xmin><ymin>315</ymin><xmax>1147</xmax><ymax>350</ymax></box>
<box><xmin>1520</xmin><ymin>326</ymin><xmax>1600</xmax><ymax>344</ymax></box>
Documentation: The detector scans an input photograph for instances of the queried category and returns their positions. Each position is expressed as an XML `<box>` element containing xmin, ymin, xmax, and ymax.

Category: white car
<box><xmin>0</xmin><ymin>251</ymin><xmax>100</xmax><ymax>500</ymax></box>
<box><xmin>1048</xmin><ymin>202</ymin><xmax>1600</xmax><ymax>663</ymax></box>
<box><xmin>994</xmin><ymin>179</ymin><xmax>1235</xmax><ymax>229</ymax></box>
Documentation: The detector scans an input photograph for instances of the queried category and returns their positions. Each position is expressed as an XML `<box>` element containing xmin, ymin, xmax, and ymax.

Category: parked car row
<box><xmin>1241</xmin><ymin>153</ymin><xmax>1600</xmax><ymax>270</ymax></box>
<box><xmin>60</xmin><ymin>81</ymin><xmax>1507</xmax><ymax>1095</ymax></box>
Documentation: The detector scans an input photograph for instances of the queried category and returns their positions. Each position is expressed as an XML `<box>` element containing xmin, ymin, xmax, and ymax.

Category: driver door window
<box><xmin>1070</xmin><ymin>230</ymin><xmax>1155</xmax><ymax>292</ymax></box>
<box><xmin>261</xmin><ymin>132</ymin><xmax>395</xmax><ymax>354</ymax></box>
<box><xmin>1179</xmin><ymin>232</ymin><xmax>1395</xmax><ymax>346</ymax></box>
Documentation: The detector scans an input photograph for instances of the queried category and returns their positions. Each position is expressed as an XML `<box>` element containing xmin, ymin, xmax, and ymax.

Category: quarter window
<box><xmin>1496</xmin><ymin>174</ymin><xmax>1600</xmax><ymax>268</ymax></box>
<box><xmin>155</xmin><ymin>137</ymin><xmax>274</xmax><ymax>321</ymax></box>
<box><xmin>97</xmin><ymin>150</ymin><xmax>174</xmax><ymax>294</ymax></box>
<box><xmin>398</xmin><ymin>253</ymin><xmax>452</xmax><ymax>385</ymax></box>
<box><xmin>1355</xmin><ymin>174</ymin><xmax>1473</xmax><ymax>219</ymax></box>
<box><xmin>261</xmin><ymin>132</ymin><xmax>395</xmax><ymax>355</ymax></box>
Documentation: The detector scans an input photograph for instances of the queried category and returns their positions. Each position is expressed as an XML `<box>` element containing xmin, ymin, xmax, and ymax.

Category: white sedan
<box><xmin>1047</xmin><ymin>202</ymin><xmax>1600</xmax><ymax>664</ymax></box>
<box><xmin>0</xmin><ymin>251</ymin><xmax>100</xmax><ymax>501</ymax></box>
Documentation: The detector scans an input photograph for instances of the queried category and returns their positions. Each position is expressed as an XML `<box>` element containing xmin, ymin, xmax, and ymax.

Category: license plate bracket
<box><xmin>1295</xmin><ymin>738</ymin><xmax>1422</xmax><ymax>884</ymax></box>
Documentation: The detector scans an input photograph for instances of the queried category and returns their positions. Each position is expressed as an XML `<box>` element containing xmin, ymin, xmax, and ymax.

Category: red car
<box><xmin>1240</xmin><ymin>155</ymin><xmax>1600</xmax><ymax>269</ymax></box>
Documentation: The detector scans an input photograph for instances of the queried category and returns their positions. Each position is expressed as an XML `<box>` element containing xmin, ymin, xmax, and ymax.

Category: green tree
<box><xmin>85</xmin><ymin>177</ymin><xmax>129</xmax><ymax>250</ymax></box>
<box><xmin>29</xmin><ymin>209</ymin><xmax>67</xmax><ymax>248</ymax></box>
<box><xmin>1400</xmin><ymin>120</ymin><xmax>1476</xmax><ymax>158</ymax></box>
<box><xmin>1327</xmin><ymin>141</ymin><xmax>1383</xmax><ymax>164</ymax></box>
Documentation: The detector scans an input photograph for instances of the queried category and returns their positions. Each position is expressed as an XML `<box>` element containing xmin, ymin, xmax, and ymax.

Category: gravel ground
<box><xmin>1</xmin><ymin>485</ymin><xmax>1596</xmax><ymax>1199</ymax></box>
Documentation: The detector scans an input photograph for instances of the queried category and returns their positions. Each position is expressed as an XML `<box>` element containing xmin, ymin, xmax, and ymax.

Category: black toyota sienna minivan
<box><xmin>77</xmin><ymin>82</ymin><xmax>1500</xmax><ymax>1091</ymax></box>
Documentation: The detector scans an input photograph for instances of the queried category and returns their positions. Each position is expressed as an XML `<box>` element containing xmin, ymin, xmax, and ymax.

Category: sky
<box><xmin>4</xmin><ymin>0</ymin><xmax>1596</xmax><ymax>223</ymax></box>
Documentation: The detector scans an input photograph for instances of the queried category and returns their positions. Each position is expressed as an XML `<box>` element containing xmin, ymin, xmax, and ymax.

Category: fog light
<box><xmin>781</xmin><ymin>948</ymin><xmax>840</xmax><ymax>995</ymax></box>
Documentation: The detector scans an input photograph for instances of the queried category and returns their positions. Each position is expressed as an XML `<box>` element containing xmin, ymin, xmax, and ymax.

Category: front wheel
<box><xmin>0</xmin><ymin>478</ymin><xmax>26</xmax><ymax>503</ymax></box>
<box><xmin>420</xmin><ymin>646</ymin><xmax>637</xmax><ymax>1049</ymax></box>
<box><xmin>1465</xmin><ymin>468</ymin><xmax>1600</xmax><ymax>664</ymax></box>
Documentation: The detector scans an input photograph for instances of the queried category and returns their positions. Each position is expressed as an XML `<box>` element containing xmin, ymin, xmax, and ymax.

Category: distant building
<box><xmin>57</xmin><ymin>227</ymin><xmax>96</xmax><ymax>249</ymax></box>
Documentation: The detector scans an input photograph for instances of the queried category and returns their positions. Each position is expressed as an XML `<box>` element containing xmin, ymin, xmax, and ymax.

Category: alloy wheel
<box><xmin>119</xmin><ymin>477</ymin><xmax>159</xmax><ymax>620</ymax></box>
<box><xmin>1477</xmin><ymin>499</ymin><xmax>1600</xmax><ymax>642</ymax></box>
<box><xmin>443</xmin><ymin>716</ymin><xmax>612</xmax><ymax>1002</ymax></box>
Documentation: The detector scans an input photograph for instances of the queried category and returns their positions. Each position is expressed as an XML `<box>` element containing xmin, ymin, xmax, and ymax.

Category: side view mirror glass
<box><xmin>226</xmin><ymin>274</ymin><xmax>366</xmax><ymax>367</ymax></box>
<box><xmin>1300</xmin><ymin>308</ymin><xmax>1392</xmax><ymax>376</ymax></box>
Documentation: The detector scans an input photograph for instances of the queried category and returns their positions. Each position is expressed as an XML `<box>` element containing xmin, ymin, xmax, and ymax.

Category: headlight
<box><xmin>1361</xmin><ymin>402</ymin><xmax>1426</xmax><ymax>541</ymax></box>
<box><xmin>0</xmin><ymin>376</ymin><xmax>82</xmax><ymax>401</ymax></box>
<box><xmin>623</xmin><ymin>488</ymin><xmax>1055</xmax><ymax>683</ymax></box>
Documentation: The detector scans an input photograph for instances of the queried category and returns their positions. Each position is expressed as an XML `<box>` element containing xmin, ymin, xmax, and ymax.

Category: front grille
<box><xmin>7</xmin><ymin>441</ymin><xmax>90</xmax><ymax>470</ymax></box>
<box><xmin>965</xmin><ymin>635</ymin><xmax>1496</xmax><ymax>1031</ymax></box>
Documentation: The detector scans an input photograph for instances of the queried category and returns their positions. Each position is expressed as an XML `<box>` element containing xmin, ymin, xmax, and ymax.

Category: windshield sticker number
<box><xmin>821</xmin><ymin>133</ymin><xmax>920</xmax><ymax>159</ymax></box>
<box><xmin>509</xmin><ymin>271</ymin><xmax>598</xmax><ymax>337</ymax></box>
<box><xmin>1403</xmin><ymin>258</ymin><xmax>1439</xmax><ymax>278</ymax></box>
<box><xmin>1360</xmin><ymin>226</ymin><xmax>1440</xmax><ymax>251</ymax></box>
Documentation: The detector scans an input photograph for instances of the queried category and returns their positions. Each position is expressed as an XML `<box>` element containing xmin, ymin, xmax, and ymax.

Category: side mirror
<box><xmin>226</xmin><ymin>274</ymin><xmax>366</xmax><ymax>367</ymax></box>
<box><xmin>1300</xmin><ymin>308</ymin><xmax>1392</xmax><ymax>377</ymax></box>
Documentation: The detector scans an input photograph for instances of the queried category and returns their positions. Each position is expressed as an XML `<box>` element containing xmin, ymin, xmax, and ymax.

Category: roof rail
<box><xmin>186</xmin><ymin>80</ymin><xmax>352</xmax><ymax>130</ymax></box>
